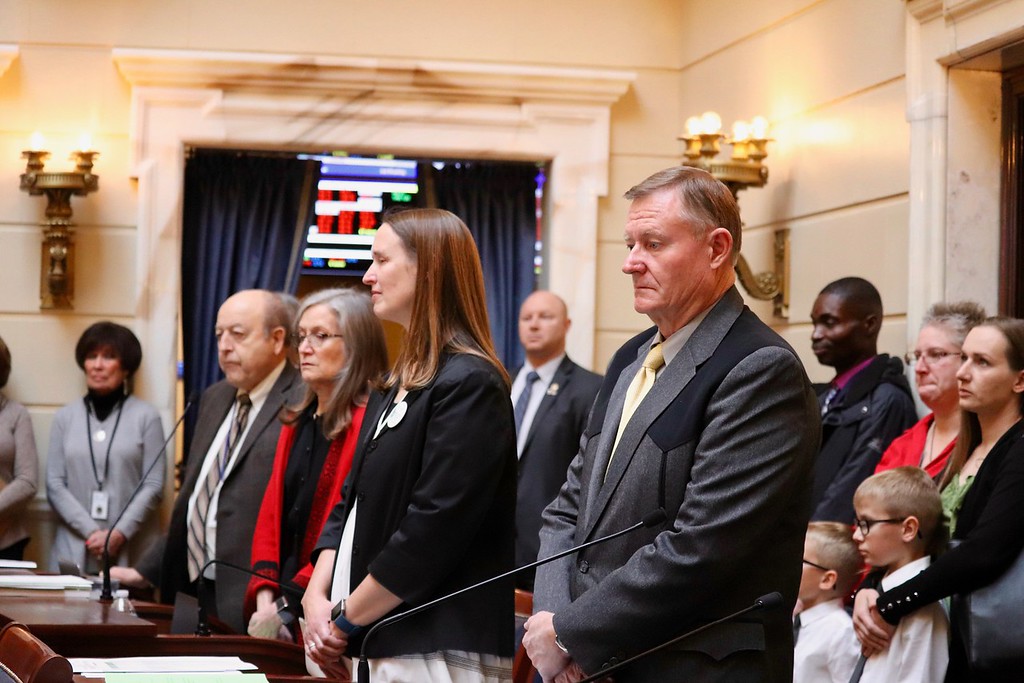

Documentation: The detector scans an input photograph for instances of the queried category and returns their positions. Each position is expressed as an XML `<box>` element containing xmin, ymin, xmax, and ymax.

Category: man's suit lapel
<box><xmin>580</xmin><ymin>349</ymin><xmax>645</xmax><ymax>533</ymax></box>
<box><xmin>181</xmin><ymin>383</ymin><xmax>235</xmax><ymax>495</ymax></box>
<box><xmin>521</xmin><ymin>356</ymin><xmax>575</xmax><ymax>455</ymax></box>
<box><xmin>583</xmin><ymin>287</ymin><xmax>745</xmax><ymax>540</ymax></box>
<box><xmin>228</xmin><ymin>365</ymin><xmax>296</xmax><ymax>477</ymax></box>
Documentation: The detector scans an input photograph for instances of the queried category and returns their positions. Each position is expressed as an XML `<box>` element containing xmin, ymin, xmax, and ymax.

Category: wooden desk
<box><xmin>0</xmin><ymin>594</ymin><xmax>317</xmax><ymax>678</ymax></box>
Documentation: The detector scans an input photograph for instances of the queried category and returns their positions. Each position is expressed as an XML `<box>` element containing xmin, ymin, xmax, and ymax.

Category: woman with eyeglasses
<box><xmin>301</xmin><ymin>209</ymin><xmax>517</xmax><ymax>681</ymax></box>
<box><xmin>875</xmin><ymin>301</ymin><xmax>986</xmax><ymax>480</ymax></box>
<box><xmin>245</xmin><ymin>288</ymin><xmax>387</xmax><ymax>643</ymax></box>
<box><xmin>854</xmin><ymin>317</ymin><xmax>1024</xmax><ymax>680</ymax></box>
<box><xmin>46</xmin><ymin>322</ymin><xmax>165</xmax><ymax>572</ymax></box>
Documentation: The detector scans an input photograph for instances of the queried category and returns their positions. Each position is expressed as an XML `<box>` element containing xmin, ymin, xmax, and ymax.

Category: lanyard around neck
<box><xmin>84</xmin><ymin>396</ymin><xmax>125</xmax><ymax>491</ymax></box>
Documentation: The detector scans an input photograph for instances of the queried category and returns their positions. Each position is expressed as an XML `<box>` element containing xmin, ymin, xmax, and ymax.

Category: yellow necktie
<box><xmin>609</xmin><ymin>343</ymin><xmax>665</xmax><ymax>469</ymax></box>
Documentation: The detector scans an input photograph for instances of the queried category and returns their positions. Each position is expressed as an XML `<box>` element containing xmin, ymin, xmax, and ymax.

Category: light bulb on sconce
<box><xmin>19</xmin><ymin>131</ymin><xmax>100</xmax><ymax>310</ymax></box>
<box><xmin>676</xmin><ymin>111</ymin><xmax>787</xmax><ymax>318</ymax></box>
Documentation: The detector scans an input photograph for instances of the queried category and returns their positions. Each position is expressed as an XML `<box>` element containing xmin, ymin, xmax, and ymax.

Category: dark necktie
<box><xmin>514</xmin><ymin>371</ymin><xmax>540</xmax><ymax>433</ymax></box>
<box><xmin>821</xmin><ymin>384</ymin><xmax>840</xmax><ymax>416</ymax></box>
<box><xmin>793</xmin><ymin>612</ymin><xmax>801</xmax><ymax>645</ymax></box>
<box><xmin>848</xmin><ymin>653</ymin><xmax>867</xmax><ymax>683</ymax></box>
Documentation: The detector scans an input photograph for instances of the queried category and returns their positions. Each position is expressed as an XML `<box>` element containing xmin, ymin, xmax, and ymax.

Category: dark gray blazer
<box><xmin>514</xmin><ymin>356</ymin><xmax>601</xmax><ymax>588</ymax></box>
<box><xmin>534</xmin><ymin>287</ymin><xmax>820</xmax><ymax>682</ymax></box>
<box><xmin>136</xmin><ymin>363</ymin><xmax>302</xmax><ymax>632</ymax></box>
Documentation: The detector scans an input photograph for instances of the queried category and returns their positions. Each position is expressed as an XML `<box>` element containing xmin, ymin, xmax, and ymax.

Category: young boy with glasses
<box><xmin>794</xmin><ymin>522</ymin><xmax>862</xmax><ymax>682</ymax></box>
<box><xmin>851</xmin><ymin>466</ymin><xmax>948</xmax><ymax>682</ymax></box>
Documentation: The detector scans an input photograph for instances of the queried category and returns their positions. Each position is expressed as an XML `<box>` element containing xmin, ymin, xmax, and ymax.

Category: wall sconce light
<box><xmin>679</xmin><ymin>112</ymin><xmax>789</xmax><ymax>318</ymax></box>
<box><xmin>19</xmin><ymin>133</ymin><xmax>99</xmax><ymax>309</ymax></box>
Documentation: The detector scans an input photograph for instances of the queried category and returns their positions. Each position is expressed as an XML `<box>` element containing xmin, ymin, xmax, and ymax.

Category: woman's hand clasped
<box><xmin>852</xmin><ymin>588</ymin><xmax>895</xmax><ymax>656</ymax></box>
<box><xmin>300</xmin><ymin>592</ymin><xmax>348</xmax><ymax>666</ymax></box>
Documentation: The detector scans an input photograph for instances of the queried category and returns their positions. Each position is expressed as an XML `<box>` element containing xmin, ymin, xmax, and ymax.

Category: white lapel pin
<box><xmin>386</xmin><ymin>400</ymin><xmax>408</xmax><ymax>429</ymax></box>
<box><xmin>546</xmin><ymin>383</ymin><xmax>559</xmax><ymax>396</ymax></box>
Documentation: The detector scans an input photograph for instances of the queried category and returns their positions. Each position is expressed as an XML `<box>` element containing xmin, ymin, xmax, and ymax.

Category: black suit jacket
<box><xmin>315</xmin><ymin>353</ymin><xmax>517</xmax><ymax>658</ymax></box>
<box><xmin>136</xmin><ymin>363</ymin><xmax>302</xmax><ymax>632</ymax></box>
<box><xmin>513</xmin><ymin>356</ymin><xmax>602</xmax><ymax>588</ymax></box>
<box><xmin>535</xmin><ymin>288</ymin><xmax>820</xmax><ymax>681</ymax></box>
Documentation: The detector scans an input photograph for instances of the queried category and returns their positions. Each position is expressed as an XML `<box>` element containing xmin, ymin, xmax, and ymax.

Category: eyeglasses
<box><xmin>802</xmin><ymin>558</ymin><xmax>831</xmax><ymax>572</ymax></box>
<box><xmin>903</xmin><ymin>349</ymin><xmax>960</xmax><ymax>365</ymax></box>
<box><xmin>295</xmin><ymin>332</ymin><xmax>344</xmax><ymax>349</ymax></box>
<box><xmin>853</xmin><ymin>517</ymin><xmax>904</xmax><ymax>536</ymax></box>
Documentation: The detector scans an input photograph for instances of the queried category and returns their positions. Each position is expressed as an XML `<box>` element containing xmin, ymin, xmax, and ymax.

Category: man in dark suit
<box><xmin>809</xmin><ymin>277</ymin><xmax>917</xmax><ymax>523</ymax></box>
<box><xmin>111</xmin><ymin>289</ymin><xmax>302</xmax><ymax>633</ymax></box>
<box><xmin>523</xmin><ymin>167</ymin><xmax>820</xmax><ymax>682</ymax></box>
<box><xmin>511</xmin><ymin>291</ymin><xmax>602</xmax><ymax>590</ymax></box>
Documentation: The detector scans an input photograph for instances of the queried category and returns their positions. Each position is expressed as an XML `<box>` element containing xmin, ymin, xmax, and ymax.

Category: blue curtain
<box><xmin>180</xmin><ymin>149</ymin><xmax>315</xmax><ymax>458</ymax></box>
<box><xmin>430</xmin><ymin>162</ymin><xmax>539</xmax><ymax>370</ymax></box>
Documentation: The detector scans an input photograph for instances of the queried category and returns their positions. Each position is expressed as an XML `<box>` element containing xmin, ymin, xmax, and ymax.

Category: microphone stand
<box><xmin>354</xmin><ymin>508</ymin><xmax>668</xmax><ymax>683</ymax></box>
<box><xmin>194</xmin><ymin>558</ymin><xmax>306</xmax><ymax>636</ymax></box>
<box><xmin>575</xmin><ymin>591</ymin><xmax>785</xmax><ymax>683</ymax></box>
<box><xmin>99</xmin><ymin>395</ymin><xmax>196</xmax><ymax>602</ymax></box>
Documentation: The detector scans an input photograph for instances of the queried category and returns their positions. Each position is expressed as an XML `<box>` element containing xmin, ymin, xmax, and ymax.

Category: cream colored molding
<box><xmin>907</xmin><ymin>0</ymin><xmax>1015</xmax><ymax>23</ymax></box>
<box><xmin>0</xmin><ymin>44</ymin><xmax>18</xmax><ymax>79</ymax></box>
<box><xmin>904</xmin><ymin>0</ymin><xmax>1012</xmax><ymax>336</ymax></box>
<box><xmin>906</xmin><ymin>0</ymin><xmax>944</xmax><ymax>22</ymax></box>
<box><xmin>943</xmin><ymin>0</ymin><xmax>1016</xmax><ymax>22</ymax></box>
<box><xmin>113</xmin><ymin>48</ymin><xmax>634</xmax><ymax>105</ymax></box>
<box><xmin>114</xmin><ymin>50</ymin><xmax>633</xmax><ymax>398</ymax></box>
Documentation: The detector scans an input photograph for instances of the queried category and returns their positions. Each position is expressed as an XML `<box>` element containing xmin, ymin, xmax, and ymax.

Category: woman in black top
<box><xmin>853</xmin><ymin>317</ymin><xmax>1024</xmax><ymax>681</ymax></box>
<box><xmin>301</xmin><ymin>209</ymin><xmax>517</xmax><ymax>681</ymax></box>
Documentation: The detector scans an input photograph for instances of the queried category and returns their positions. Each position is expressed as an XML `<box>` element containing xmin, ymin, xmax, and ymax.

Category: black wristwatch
<box><xmin>333</xmin><ymin>599</ymin><xmax>365</xmax><ymax>636</ymax></box>
<box><xmin>274</xmin><ymin>595</ymin><xmax>295</xmax><ymax>626</ymax></box>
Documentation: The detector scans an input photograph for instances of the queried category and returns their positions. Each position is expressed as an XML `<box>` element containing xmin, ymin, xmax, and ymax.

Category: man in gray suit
<box><xmin>523</xmin><ymin>167</ymin><xmax>820</xmax><ymax>682</ymax></box>
<box><xmin>112</xmin><ymin>289</ymin><xmax>302</xmax><ymax>633</ymax></box>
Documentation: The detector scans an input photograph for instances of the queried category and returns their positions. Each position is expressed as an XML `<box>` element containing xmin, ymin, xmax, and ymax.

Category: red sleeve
<box><xmin>295</xmin><ymin>405</ymin><xmax>366</xmax><ymax>587</ymax></box>
<box><xmin>874</xmin><ymin>414</ymin><xmax>930</xmax><ymax>474</ymax></box>
<box><xmin>244</xmin><ymin>423</ymin><xmax>297</xmax><ymax>619</ymax></box>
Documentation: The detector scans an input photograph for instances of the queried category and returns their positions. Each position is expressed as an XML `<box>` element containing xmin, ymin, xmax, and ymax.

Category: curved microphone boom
<box><xmin>194</xmin><ymin>558</ymin><xmax>306</xmax><ymax>636</ymax></box>
<box><xmin>99</xmin><ymin>393</ymin><xmax>197</xmax><ymax>602</ymax></box>
<box><xmin>353</xmin><ymin>508</ymin><xmax>668</xmax><ymax>683</ymax></box>
<box><xmin>575</xmin><ymin>591</ymin><xmax>785</xmax><ymax>683</ymax></box>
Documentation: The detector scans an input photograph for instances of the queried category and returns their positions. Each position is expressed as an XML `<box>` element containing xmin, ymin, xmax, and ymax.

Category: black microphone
<box><xmin>575</xmin><ymin>591</ymin><xmax>785</xmax><ymax>683</ymax></box>
<box><xmin>99</xmin><ymin>393</ymin><xmax>197</xmax><ymax>602</ymax></box>
<box><xmin>194</xmin><ymin>558</ymin><xmax>307</xmax><ymax>636</ymax></box>
<box><xmin>350</xmin><ymin>508</ymin><xmax>668</xmax><ymax>683</ymax></box>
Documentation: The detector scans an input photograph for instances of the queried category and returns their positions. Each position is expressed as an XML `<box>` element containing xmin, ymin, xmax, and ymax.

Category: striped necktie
<box><xmin>187</xmin><ymin>393</ymin><xmax>251</xmax><ymax>582</ymax></box>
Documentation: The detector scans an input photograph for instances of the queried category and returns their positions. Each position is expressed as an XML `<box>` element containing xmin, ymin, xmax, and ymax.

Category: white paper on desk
<box><xmin>69</xmin><ymin>657</ymin><xmax>258</xmax><ymax>674</ymax></box>
<box><xmin>0</xmin><ymin>574</ymin><xmax>90</xmax><ymax>590</ymax></box>
<box><xmin>0</xmin><ymin>559</ymin><xmax>37</xmax><ymax>569</ymax></box>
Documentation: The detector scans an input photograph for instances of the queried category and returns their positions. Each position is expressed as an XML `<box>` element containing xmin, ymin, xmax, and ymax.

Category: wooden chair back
<box><xmin>0</xmin><ymin>622</ymin><xmax>73</xmax><ymax>683</ymax></box>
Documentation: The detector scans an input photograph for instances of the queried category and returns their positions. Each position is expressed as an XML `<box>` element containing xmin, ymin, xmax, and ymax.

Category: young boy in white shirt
<box><xmin>853</xmin><ymin>466</ymin><xmax>948</xmax><ymax>682</ymax></box>
<box><xmin>793</xmin><ymin>521</ymin><xmax>863</xmax><ymax>683</ymax></box>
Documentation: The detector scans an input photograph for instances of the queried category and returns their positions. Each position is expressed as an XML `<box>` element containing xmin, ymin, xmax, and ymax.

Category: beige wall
<box><xmin>0</xmin><ymin>0</ymin><xmax>973</xmax><ymax>567</ymax></box>
<box><xmin>597</xmin><ymin>0</ymin><xmax>912</xmax><ymax>383</ymax></box>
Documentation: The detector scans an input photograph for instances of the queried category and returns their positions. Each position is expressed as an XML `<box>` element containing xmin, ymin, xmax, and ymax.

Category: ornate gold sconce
<box><xmin>679</xmin><ymin>112</ymin><xmax>789</xmax><ymax>318</ymax></box>
<box><xmin>19</xmin><ymin>134</ymin><xmax>99</xmax><ymax>309</ymax></box>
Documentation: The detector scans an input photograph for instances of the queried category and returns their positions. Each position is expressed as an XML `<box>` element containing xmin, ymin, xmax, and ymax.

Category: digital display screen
<box><xmin>299</xmin><ymin>155</ymin><xmax>420</xmax><ymax>276</ymax></box>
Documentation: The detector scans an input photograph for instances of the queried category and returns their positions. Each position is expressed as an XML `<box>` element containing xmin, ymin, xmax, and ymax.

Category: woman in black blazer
<box><xmin>853</xmin><ymin>317</ymin><xmax>1024</xmax><ymax>681</ymax></box>
<box><xmin>301</xmin><ymin>209</ymin><xmax>517</xmax><ymax>681</ymax></box>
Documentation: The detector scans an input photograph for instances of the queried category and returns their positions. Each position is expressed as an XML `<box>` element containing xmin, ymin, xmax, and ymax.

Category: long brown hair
<box><xmin>382</xmin><ymin>208</ymin><xmax>508</xmax><ymax>390</ymax></box>
<box><xmin>940</xmin><ymin>317</ymin><xmax>1024</xmax><ymax>489</ymax></box>
<box><xmin>283</xmin><ymin>288</ymin><xmax>388</xmax><ymax>439</ymax></box>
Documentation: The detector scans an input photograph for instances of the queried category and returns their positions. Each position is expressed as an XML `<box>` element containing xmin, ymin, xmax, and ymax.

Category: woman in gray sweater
<box><xmin>46</xmin><ymin>322</ymin><xmax>164</xmax><ymax>572</ymax></box>
<box><xmin>0</xmin><ymin>335</ymin><xmax>38</xmax><ymax>561</ymax></box>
